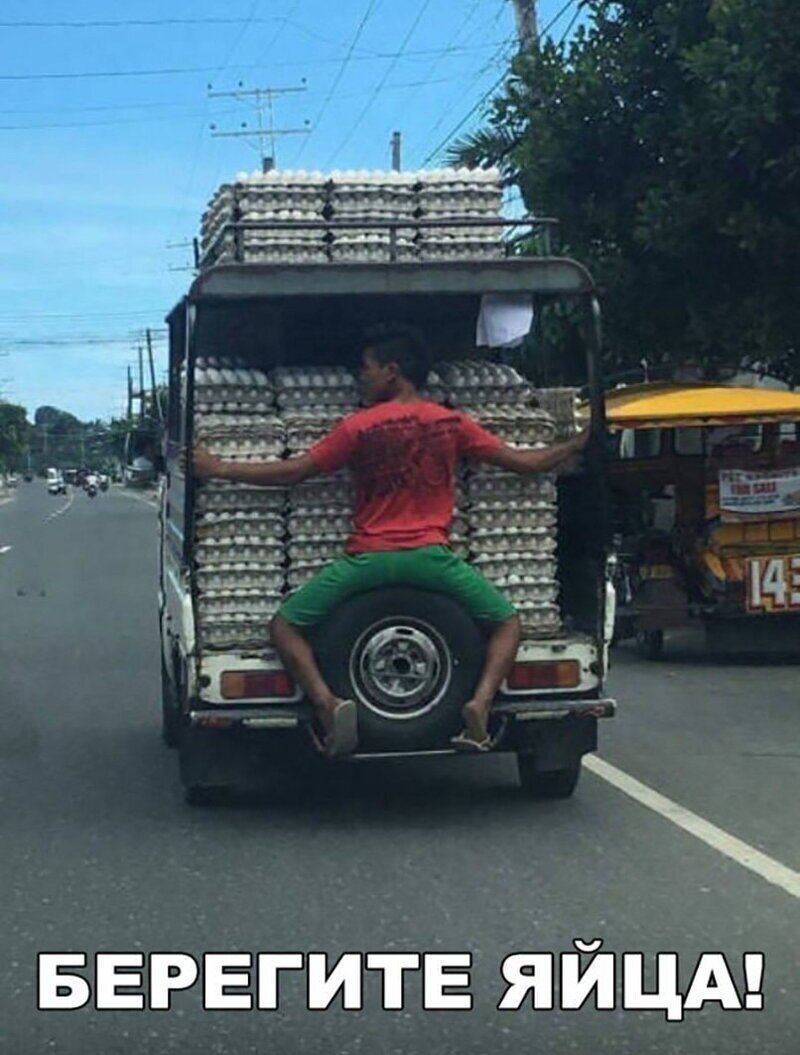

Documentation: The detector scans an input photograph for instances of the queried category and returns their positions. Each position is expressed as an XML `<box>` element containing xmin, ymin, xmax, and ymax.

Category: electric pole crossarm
<box><xmin>208</xmin><ymin>82</ymin><xmax>310</xmax><ymax>172</ymax></box>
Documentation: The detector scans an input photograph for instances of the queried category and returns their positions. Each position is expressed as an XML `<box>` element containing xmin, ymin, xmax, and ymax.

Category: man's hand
<box><xmin>185</xmin><ymin>446</ymin><xmax>225</xmax><ymax>480</ymax></box>
<box><xmin>571</xmin><ymin>426</ymin><xmax>591</xmax><ymax>451</ymax></box>
<box><xmin>485</xmin><ymin>426</ymin><xmax>594</xmax><ymax>476</ymax></box>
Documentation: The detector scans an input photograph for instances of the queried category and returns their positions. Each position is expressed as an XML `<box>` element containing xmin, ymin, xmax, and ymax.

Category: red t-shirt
<box><xmin>309</xmin><ymin>400</ymin><xmax>502</xmax><ymax>553</ymax></box>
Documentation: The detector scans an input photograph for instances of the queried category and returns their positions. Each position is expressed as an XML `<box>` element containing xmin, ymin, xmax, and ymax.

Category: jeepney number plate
<box><xmin>746</xmin><ymin>555</ymin><xmax>800</xmax><ymax>613</ymax></box>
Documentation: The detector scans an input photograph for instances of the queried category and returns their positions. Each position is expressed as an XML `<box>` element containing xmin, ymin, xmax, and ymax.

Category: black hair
<box><xmin>363</xmin><ymin>323</ymin><xmax>431</xmax><ymax>389</ymax></box>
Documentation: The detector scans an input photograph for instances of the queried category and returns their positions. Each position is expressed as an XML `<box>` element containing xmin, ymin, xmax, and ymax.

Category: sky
<box><xmin>0</xmin><ymin>0</ymin><xmax>583</xmax><ymax>422</ymax></box>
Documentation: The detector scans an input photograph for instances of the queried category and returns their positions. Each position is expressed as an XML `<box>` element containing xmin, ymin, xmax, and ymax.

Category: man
<box><xmin>192</xmin><ymin>325</ymin><xmax>587</xmax><ymax>757</ymax></box>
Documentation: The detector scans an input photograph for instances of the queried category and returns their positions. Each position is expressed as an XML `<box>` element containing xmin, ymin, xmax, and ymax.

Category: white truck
<box><xmin>159</xmin><ymin>169</ymin><xmax>615</xmax><ymax>804</ymax></box>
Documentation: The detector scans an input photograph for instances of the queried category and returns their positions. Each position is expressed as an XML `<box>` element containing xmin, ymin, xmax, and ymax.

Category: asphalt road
<box><xmin>1</xmin><ymin>482</ymin><xmax>798</xmax><ymax>1055</ymax></box>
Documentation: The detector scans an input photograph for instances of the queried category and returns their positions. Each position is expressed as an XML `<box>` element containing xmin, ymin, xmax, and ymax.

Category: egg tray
<box><xmin>471</xmin><ymin>553</ymin><xmax>557</xmax><ymax>578</ymax></box>
<box><xmin>196</xmin><ymin>567</ymin><xmax>286</xmax><ymax>593</ymax></box>
<box><xmin>199</xmin><ymin>620</ymin><xmax>276</xmax><ymax>651</ymax></box>
<box><xmin>288</xmin><ymin>539</ymin><xmax>348</xmax><ymax>563</ymax></box>
<box><xmin>466</xmin><ymin>469</ymin><xmax>557</xmax><ymax>502</ymax></box>
<box><xmin>468</xmin><ymin>528</ymin><xmax>557</xmax><ymax>555</ymax></box>
<box><xmin>195</xmin><ymin>543</ymin><xmax>284</xmax><ymax>566</ymax></box>
<box><xmin>195</xmin><ymin>519</ymin><xmax>284</xmax><ymax>543</ymax></box>
<box><xmin>205</xmin><ymin>444</ymin><xmax>286</xmax><ymax>464</ymax></box>
<box><xmin>290</xmin><ymin>473</ymin><xmax>354</xmax><ymax>508</ymax></box>
<box><xmin>196</xmin><ymin>486</ymin><xmax>287</xmax><ymax>514</ymax></box>
<box><xmin>194</xmin><ymin>402</ymin><xmax>280</xmax><ymax>417</ymax></box>
<box><xmin>467</xmin><ymin>504</ymin><xmax>556</xmax><ymax>532</ymax></box>
<box><xmin>198</xmin><ymin>593</ymin><xmax>283</xmax><ymax>618</ymax></box>
<box><xmin>286</xmin><ymin>508</ymin><xmax>352</xmax><ymax>535</ymax></box>
<box><xmin>195</xmin><ymin>414</ymin><xmax>285</xmax><ymax>438</ymax></box>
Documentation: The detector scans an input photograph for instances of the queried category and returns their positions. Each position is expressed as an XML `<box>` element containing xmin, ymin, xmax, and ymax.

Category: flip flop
<box><xmin>450</xmin><ymin>731</ymin><xmax>492</xmax><ymax>753</ymax></box>
<box><xmin>327</xmin><ymin>699</ymin><xmax>358</xmax><ymax>758</ymax></box>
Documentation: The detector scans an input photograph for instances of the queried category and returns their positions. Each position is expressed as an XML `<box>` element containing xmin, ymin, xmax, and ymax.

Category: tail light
<box><xmin>221</xmin><ymin>671</ymin><xmax>296</xmax><ymax>700</ymax></box>
<box><xmin>507</xmin><ymin>660</ymin><xmax>580</xmax><ymax>691</ymax></box>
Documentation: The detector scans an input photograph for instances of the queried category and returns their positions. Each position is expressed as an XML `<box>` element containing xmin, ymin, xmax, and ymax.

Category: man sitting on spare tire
<box><xmin>192</xmin><ymin>325</ymin><xmax>587</xmax><ymax>758</ymax></box>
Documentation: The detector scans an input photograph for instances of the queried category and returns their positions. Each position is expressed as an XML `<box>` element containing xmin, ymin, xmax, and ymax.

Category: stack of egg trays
<box><xmin>448</xmin><ymin>357</ymin><xmax>561</xmax><ymax>635</ymax></box>
<box><xmin>329</xmin><ymin>171</ymin><xmax>417</xmax><ymax>263</ymax></box>
<box><xmin>193</xmin><ymin>355</ymin><xmax>287</xmax><ymax>650</ymax></box>
<box><xmin>417</xmin><ymin>169</ymin><xmax>504</xmax><ymax>261</ymax></box>
<box><xmin>534</xmin><ymin>388</ymin><xmax>582</xmax><ymax>441</ymax></box>
<box><xmin>419</xmin><ymin>369</ymin><xmax>448</xmax><ymax>405</ymax></box>
<box><xmin>436</xmin><ymin>361</ymin><xmax>535</xmax><ymax>409</ymax></box>
<box><xmin>200</xmin><ymin>171</ymin><xmax>328</xmax><ymax>265</ymax></box>
<box><xmin>194</xmin><ymin>488</ymin><xmax>287</xmax><ymax>651</ymax></box>
<box><xmin>466</xmin><ymin>467</ymin><xmax>561</xmax><ymax>634</ymax></box>
<box><xmin>273</xmin><ymin>367</ymin><xmax>359</xmax><ymax>592</ymax></box>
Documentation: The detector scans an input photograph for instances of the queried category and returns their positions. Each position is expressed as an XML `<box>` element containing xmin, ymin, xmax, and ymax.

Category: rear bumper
<box><xmin>187</xmin><ymin>697</ymin><xmax>616</xmax><ymax>732</ymax></box>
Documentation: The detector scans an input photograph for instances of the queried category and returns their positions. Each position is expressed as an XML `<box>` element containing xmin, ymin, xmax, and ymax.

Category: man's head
<box><xmin>360</xmin><ymin>324</ymin><xmax>430</xmax><ymax>404</ymax></box>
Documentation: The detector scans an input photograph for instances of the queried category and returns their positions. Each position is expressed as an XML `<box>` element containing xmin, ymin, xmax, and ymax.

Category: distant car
<box><xmin>23</xmin><ymin>470</ymin><xmax>33</xmax><ymax>482</ymax></box>
<box><xmin>47</xmin><ymin>476</ymin><xmax>67</xmax><ymax>496</ymax></box>
<box><xmin>63</xmin><ymin>469</ymin><xmax>78</xmax><ymax>485</ymax></box>
<box><xmin>6</xmin><ymin>473</ymin><xmax>19</xmax><ymax>488</ymax></box>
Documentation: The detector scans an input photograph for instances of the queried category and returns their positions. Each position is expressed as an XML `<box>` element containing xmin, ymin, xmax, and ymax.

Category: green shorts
<box><xmin>278</xmin><ymin>544</ymin><xmax>517</xmax><ymax>629</ymax></box>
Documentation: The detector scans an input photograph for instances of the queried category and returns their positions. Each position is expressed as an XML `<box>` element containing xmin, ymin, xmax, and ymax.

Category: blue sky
<box><xmin>0</xmin><ymin>0</ymin><xmax>582</xmax><ymax>421</ymax></box>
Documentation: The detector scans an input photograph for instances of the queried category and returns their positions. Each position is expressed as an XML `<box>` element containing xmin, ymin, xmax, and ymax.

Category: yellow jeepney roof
<box><xmin>601</xmin><ymin>382</ymin><xmax>800</xmax><ymax>430</ymax></box>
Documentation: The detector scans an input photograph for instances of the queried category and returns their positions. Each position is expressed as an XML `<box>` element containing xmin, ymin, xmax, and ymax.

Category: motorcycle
<box><xmin>86</xmin><ymin>483</ymin><xmax>98</xmax><ymax>498</ymax></box>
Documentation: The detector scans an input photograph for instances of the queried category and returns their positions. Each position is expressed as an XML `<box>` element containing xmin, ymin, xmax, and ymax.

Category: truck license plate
<box><xmin>746</xmin><ymin>554</ymin><xmax>800</xmax><ymax>612</ymax></box>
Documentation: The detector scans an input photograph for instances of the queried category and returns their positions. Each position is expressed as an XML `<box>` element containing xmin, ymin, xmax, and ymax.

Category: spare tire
<box><xmin>311</xmin><ymin>587</ymin><xmax>486</xmax><ymax>752</ymax></box>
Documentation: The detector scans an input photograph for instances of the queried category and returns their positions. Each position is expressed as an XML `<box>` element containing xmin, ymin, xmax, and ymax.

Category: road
<box><xmin>1</xmin><ymin>482</ymin><xmax>798</xmax><ymax>1054</ymax></box>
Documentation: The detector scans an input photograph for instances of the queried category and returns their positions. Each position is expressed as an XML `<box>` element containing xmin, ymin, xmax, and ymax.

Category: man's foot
<box><xmin>310</xmin><ymin>698</ymin><xmax>359</xmax><ymax>758</ymax></box>
<box><xmin>450</xmin><ymin>699</ymin><xmax>492</xmax><ymax>752</ymax></box>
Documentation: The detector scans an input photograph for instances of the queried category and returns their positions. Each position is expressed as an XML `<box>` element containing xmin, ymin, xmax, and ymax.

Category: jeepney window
<box><xmin>707</xmin><ymin>424</ymin><xmax>762</xmax><ymax>454</ymax></box>
<box><xmin>674</xmin><ymin>426</ymin><xmax>763</xmax><ymax>456</ymax></box>
<box><xmin>674</xmin><ymin>428</ymin><xmax>703</xmax><ymax>455</ymax></box>
<box><xmin>619</xmin><ymin>428</ymin><xmax>662</xmax><ymax>459</ymax></box>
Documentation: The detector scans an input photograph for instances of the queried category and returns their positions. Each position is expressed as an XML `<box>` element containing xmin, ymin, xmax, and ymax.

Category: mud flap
<box><xmin>513</xmin><ymin>718</ymin><xmax>597</xmax><ymax>772</ymax></box>
<box><xmin>179</xmin><ymin>726</ymin><xmax>246</xmax><ymax>793</ymax></box>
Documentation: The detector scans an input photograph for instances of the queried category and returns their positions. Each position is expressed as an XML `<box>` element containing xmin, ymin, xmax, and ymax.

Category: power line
<box><xmin>553</xmin><ymin>1</ymin><xmax>583</xmax><ymax>45</ymax></box>
<box><xmin>327</xmin><ymin>0</ymin><xmax>435</xmax><ymax>166</ymax></box>
<box><xmin>0</xmin><ymin>107</ymin><xmax>241</xmax><ymax>132</ymax></box>
<box><xmin>0</xmin><ymin>44</ymin><xmax>510</xmax><ymax>83</ymax></box>
<box><xmin>540</xmin><ymin>0</ymin><xmax>579</xmax><ymax>40</ymax></box>
<box><xmin>0</xmin><ymin>18</ymin><xmax>333</xmax><ymax>43</ymax></box>
<box><xmin>294</xmin><ymin>0</ymin><xmax>381</xmax><ymax>164</ymax></box>
<box><xmin>418</xmin><ymin>39</ymin><xmax>516</xmax><ymax>165</ymax></box>
<box><xmin>417</xmin><ymin>2</ymin><xmax>580</xmax><ymax>167</ymax></box>
<box><xmin>382</xmin><ymin>0</ymin><xmax>483</xmax><ymax>145</ymax></box>
<box><xmin>0</xmin><ymin>310</ymin><xmax>168</xmax><ymax>321</ymax></box>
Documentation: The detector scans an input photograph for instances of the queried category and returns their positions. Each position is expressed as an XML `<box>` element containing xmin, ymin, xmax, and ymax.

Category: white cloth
<box><xmin>476</xmin><ymin>293</ymin><xmax>535</xmax><ymax>349</ymax></box>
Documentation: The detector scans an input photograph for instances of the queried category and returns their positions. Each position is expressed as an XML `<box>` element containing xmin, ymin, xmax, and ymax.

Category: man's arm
<box><xmin>482</xmin><ymin>429</ymin><xmax>590</xmax><ymax>475</ymax></box>
<box><xmin>191</xmin><ymin>447</ymin><xmax>320</xmax><ymax>487</ymax></box>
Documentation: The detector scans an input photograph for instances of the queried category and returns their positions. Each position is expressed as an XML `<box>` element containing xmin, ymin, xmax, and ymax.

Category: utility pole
<box><xmin>127</xmin><ymin>367</ymin><xmax>133</xmax><ymax>422</ymax></box>
<box><xmin>137</xmin><ymin>347</ymin><xmax>145</xmax><ymax>424</ymax></box>
<box><xmin>509</xmin><ymin>0</ymin><xmax>538</xmax><ymax>49</ymax></box>
<box><xmin>209</xmin><ymin>82</ymin><xmax>310</xmax><ymax>171</ymax></box>
<box><xmin>146</xmin><ymin>329</ymin><xmax>163</xmax><ymax>426</ymax></box>
<box><xmin>391</xmin><ymin>131</ymin><xmax>402</xmax><ymax>172</ymax></box>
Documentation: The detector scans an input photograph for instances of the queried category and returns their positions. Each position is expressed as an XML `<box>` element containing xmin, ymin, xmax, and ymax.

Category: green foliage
<box><xmin>0</xmin><ymin>402</ymin><xmax>29</xmax><ymax>470</ymax></box>
<box><xmin>452</xmin><ymin>0</ymin><xmax>800</xmax><ymax>383</ymax></box>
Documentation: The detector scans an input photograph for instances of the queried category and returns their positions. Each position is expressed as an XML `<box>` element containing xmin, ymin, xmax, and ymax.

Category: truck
<box><xmin>159</xmin><ymin>168</ymin><xmax>616</xmax><ymax>804</ymax></box>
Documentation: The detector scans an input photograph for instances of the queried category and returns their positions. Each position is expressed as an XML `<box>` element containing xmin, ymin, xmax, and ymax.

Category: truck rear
<box><xmin>159</xmin><ymin>168</ymin><xmax>615</xmax><ymax>803</ymax></box>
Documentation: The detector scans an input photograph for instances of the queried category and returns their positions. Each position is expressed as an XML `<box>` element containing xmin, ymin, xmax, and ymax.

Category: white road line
<box><xmin>44</xmin><ymin>491</ymin><xmax>74</xmax><ymax>523</ymax></box>
<box><xmin>115</xmin><ymin>488</ymin><xmax>159</xmax><ymax>510</ymax></box>
<box><xmin>585</xmin><ymin>755</ymin><xmax>800</xmax><ymax>900</ymax></box>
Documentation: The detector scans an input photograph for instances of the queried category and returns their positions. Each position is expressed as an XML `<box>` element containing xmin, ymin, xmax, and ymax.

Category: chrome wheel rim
<box><xmin>350</xmin><ymin>618</ymin><xmax>452</xmax><ymax>720</ymax></box>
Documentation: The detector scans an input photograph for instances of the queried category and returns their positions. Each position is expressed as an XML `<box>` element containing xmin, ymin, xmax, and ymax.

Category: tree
<box><xmin>0</xmin><ymin>402</ymin><xmax>29</xmax><ymax>471</ymax></box>
<box><xmin>451</xmin><ymin>0</ymin><xmax>800</xmax><ymax>383</ymax></box>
